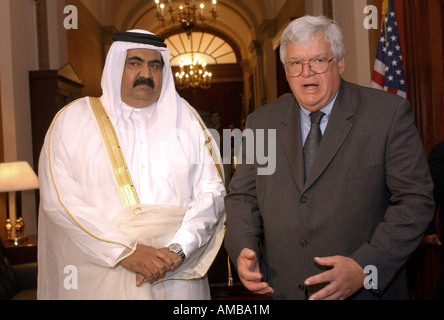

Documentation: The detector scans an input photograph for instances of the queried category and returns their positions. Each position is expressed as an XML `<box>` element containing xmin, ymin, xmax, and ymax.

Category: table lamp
<box><xmin>0</xmin><ymin>161</ymin><xmax>39</xmax><ymax>242</ymax></box>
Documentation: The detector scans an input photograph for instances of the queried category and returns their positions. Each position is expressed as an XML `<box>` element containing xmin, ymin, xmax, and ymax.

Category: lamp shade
<box><xmin>0</xmin><ymin>161</ymin><xmax>39</xmax><ymax>192</ymax></box>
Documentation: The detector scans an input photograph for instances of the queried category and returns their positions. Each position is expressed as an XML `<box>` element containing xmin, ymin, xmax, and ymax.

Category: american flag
<box><xmin>371</xmin><ymin>0</ymin><xmax>407</xmax><ymax>98</ymax></box>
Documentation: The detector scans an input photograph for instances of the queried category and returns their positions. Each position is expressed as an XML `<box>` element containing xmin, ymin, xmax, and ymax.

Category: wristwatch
<box><xmin>168</xmin><ymin>243</ymin><xmax>186</xmax><ymax>261</ymax></box>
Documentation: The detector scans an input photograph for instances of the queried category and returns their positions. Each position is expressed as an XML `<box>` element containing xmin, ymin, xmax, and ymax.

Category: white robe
<box><xmin>37</xmin><ymin>30</ymin><xmax>226</xmax><ymax>300</ymax></box>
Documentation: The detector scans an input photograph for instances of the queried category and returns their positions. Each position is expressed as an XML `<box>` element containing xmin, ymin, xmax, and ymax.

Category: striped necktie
<box><xmin>303</xmin><ymin>111</ymin><xmax>325</xmax><ymax>183</ymax></box>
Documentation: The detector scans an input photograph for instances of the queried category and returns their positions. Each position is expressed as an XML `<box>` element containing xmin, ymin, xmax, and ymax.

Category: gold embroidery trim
<box><xmin>89</xmin><ymin>97</ymin><xmax>141</xmax><ymax>212</ymax></box>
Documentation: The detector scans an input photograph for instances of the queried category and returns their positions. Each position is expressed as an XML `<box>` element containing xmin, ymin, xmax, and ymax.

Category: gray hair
<box><xmin>279</xmin><ymin>15</ymin><xmax>345</xmax><ymax>64</ymax></box>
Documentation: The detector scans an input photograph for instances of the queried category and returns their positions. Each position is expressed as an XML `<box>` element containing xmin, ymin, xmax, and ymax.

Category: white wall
<box><xmin>304</xmin><ymin>0</ymin><xmax>325</xmax><ymax>16</ymax></box>
<box><xmin>47</xmin><ymin>0</ymin><xmax>69</xmax><ymax>70</ymax></box>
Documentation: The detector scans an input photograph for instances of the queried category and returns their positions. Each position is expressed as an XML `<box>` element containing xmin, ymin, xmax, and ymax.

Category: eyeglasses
<box><xmin>285</xmin><ymin>57</ymin><xmax>335</xmax><ymax>77</ymax></box>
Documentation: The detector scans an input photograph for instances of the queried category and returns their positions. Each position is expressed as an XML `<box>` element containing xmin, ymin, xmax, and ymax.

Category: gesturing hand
<box><xmin>304</xmin><ymin>256</ymin><xmax>366</xmax><ymax>300</ymax></box>
<box><xmin>237</xmin><ymin>248</ymin><xmax>274</xmax><ymax>295</ymax></box>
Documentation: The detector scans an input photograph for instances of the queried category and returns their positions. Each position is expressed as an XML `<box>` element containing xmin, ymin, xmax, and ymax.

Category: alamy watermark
<box><xmin>212</xmin><ymin>128</ymin><xmax>276</xmax><ymax>176</ymax></box>
<box><xmin>64</xmin><ymin>5</ymin><xmax>383</xmax><ymax>31</ymax></box>
<box><xmin>62</xmin><ymin>263</ymin><xmax>379</xmax><ymax>292</ymax></box>
<box><xmin>168</xmin><ymin>127</ymin><xmax>277</xmax><ymax>176</ymax></box>
<box><xmin>363</xmin><ymin>265</ymin><xmax>378</xmax><ymax>290</ymax></box>
<box><xmin>63</xmin><ymin>265</ymin><xmax>78</xmax><ymax>290</ymax></box>
<box><xmin>363</xmin><ymin>5</ymin><xmax>379</xmax><ymax>30</ymax></box>
<box><xmin>64</xmin><ymin>5</ymin><xmax>78</xmax><ymax>30</ymax></box>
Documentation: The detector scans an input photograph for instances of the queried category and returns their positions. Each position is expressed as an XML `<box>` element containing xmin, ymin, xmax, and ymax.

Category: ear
<box><xmin>337</xmin><ymin>57</ymin><xmax>345</xmax><ymax>75</ymax></box>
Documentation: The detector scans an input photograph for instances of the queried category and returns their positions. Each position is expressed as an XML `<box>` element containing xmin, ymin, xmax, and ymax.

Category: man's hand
<box><xmin>120</xmin><ymin>244</ymin><xmax>174</xmax><ymax>286</ymax></box>
<box><xmin>237</xmin><ymin>248</ymin><xmax>274</xmax><ymax>295</ymax></box>
<box><xmin>422</xmin><ymin>234</ymin><xmax>442</xmax><ymax>246</ymax></box>
<box><xmin>304</xmin><ymin>256</ymin><xmax>365</xmax><ymax>300</ymax></box>
<box><xmin>133</xmin><ymin>247</ymin><xmax>185</xmax><ymax>287</ymax></box>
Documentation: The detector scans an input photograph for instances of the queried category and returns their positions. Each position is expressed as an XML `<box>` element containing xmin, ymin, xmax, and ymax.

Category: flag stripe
<box><xmin>372</xmin><ymin>70</ymin><xmax>385</xmax><ymax>89</ymax></box>
<box><xmin>371</xmin><ymin>0</ymin><xmax>407</xmax><ymax>98</ymax></box>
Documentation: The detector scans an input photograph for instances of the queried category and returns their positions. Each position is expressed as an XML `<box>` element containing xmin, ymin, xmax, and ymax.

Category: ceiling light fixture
<box><xmin>154</xmin><ymin>0</ymin><xmax>217</xmax><ymax>37</ymax></box>
<box><xmin>175</xmin><ymin>55</ymin><xmax>212</xmax><ymax>89</ymax></box>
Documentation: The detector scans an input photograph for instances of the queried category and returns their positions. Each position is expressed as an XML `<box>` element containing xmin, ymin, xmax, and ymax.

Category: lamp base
<box><xmin>4</xmin><ymin>217</ymin><xmax>26</xmax><ymax>245</ymax></box>
<box><xmin>4</xmin><ymin>235</ymin><xmax>28</xmax><ymax>246</ymax></box>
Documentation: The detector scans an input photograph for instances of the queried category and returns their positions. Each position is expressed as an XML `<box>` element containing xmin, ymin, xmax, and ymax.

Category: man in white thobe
<box><xmin>37</xmin><ymin>30</ymin><xmax>226</xmax><ymax>300</ymax></box>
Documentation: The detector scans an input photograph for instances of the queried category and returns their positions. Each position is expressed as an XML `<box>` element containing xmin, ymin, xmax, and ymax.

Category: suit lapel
<box><xmin>277</xmin><ymin>96</ymin><xmax>305</xmax><ymax>193</ymax></box>
<box><xmin>303</xmin><ymin>81</ymin><xmax>354</xmax><ymax>191</ymax></box>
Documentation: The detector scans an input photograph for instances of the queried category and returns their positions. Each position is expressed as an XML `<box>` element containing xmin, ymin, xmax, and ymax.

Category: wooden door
<box><xmin>402</xmin><ymin>0</ymin><xmax>444</xmax><ymax>300</ymax></box>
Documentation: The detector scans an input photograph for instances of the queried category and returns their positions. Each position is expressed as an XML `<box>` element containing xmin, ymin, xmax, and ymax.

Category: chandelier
<box><xmin>175</xmin><ymin>55</ymin><xmax>212</xmax><ymax>89</ymax></box>
<box><xmin>154</xmin><ymin>0</ymin><xmax>217</xmax><ymax>37</ymax></box>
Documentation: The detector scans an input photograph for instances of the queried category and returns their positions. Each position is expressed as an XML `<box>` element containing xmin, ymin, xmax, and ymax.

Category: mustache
<box><xmin>133</xmin><ymin>77</ymin><xmax>155</xmax><ymax>88</ymax></box>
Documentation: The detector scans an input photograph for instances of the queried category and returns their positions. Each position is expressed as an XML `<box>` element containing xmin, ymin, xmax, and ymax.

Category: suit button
<box><xmin>300</xmin><ymin>240</ymin><xmax>308</xmax><ymax>247</ymax></box>
<box><xmin>299</xmin><ymin>196</ymin><xmax>307</xmax><ymax>203</ymax></box>
<box><xmin>298</xmin><ymin>284</ymin><xmax>306</xmax><ymax>291</ymax></box>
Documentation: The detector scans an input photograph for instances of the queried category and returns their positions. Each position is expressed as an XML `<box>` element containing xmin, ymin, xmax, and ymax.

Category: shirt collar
<box><xmin>121</xmin><ymin>101</ymin><xmax>157</xmax><ymax>120</ymax></box>
<box><xmin>299</xmin><ymin>90</ymin><xmax>339</xmax><ymax>121</ymax></box>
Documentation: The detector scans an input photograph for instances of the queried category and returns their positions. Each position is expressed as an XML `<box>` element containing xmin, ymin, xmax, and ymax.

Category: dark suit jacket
<box><xmin>224</xmin><ymin>80</ymin><xmax>435</xmax><ymax>300</ymax></box>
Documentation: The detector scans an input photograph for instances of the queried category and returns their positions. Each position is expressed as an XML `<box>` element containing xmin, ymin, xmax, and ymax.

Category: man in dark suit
<box><xmin>224</xmin><ymin>15</ymin><xmax>435</xmax><ymax>300</ymax></box>
<box><xmin>424</xmin><ymin>141</ymin><xmax>444</xmax><ymax>299</ymax></box>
